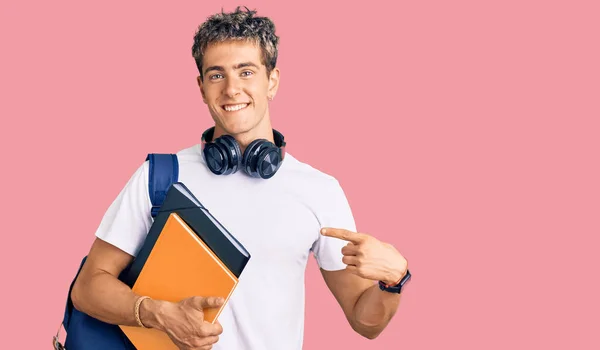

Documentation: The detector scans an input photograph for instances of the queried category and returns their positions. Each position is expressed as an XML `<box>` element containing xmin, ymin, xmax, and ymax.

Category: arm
<box><xmin>70</xmin><ymin>237</ymin><xmax>154</xmax><ymax>327</ymax></box>
<box><xmin>321</xmin><ymin>269</ymin><xmax>402</xmax><ymax>339</ymax></box>
<box><xmin>320</xmin><ymin>228</ymin><xmax>409</xmax><ymax>339</ymax></box>
<box><xmin>70</xmin><ymin>238</ymin><xmax>224</xmax><ymax>349</ymax></box>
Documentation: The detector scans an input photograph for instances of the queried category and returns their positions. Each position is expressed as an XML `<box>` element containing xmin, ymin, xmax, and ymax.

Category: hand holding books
<box><xmin>138</xmin><ymin>296</ymin><xmax>225</xmax><ymax>350</ymax></box>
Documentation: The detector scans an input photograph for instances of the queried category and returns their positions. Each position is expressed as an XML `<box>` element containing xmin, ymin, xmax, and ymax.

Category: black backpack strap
<box><xmin>146</xmin><ymin>153</ymin><xmax>179</xmax><ymax>217</ymax></box>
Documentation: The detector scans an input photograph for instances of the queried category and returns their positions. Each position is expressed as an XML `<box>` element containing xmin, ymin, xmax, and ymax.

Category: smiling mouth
<box><xmin>222</xmin><ymin>103</ymin><xmax>250</xmax><ymax>112</ymax></box>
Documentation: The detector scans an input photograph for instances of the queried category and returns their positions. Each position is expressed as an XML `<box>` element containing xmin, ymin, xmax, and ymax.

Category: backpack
<box><xmin>53</xmin><ymin>153</ymin><xmax>179</xmax><ymax>350</ymax></box>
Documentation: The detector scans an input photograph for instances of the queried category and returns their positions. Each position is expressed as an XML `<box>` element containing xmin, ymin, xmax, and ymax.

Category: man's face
<box><xmin>198</xmin><ymin>40</ymin><xmax>279</xmax><ymax>137</ymax></box>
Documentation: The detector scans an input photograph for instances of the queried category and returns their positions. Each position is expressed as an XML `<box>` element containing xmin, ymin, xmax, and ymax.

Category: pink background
<box><xmin>1</xmin><ymin>0</ymin><xmax>599</xmax><ymax>349</ymax></box>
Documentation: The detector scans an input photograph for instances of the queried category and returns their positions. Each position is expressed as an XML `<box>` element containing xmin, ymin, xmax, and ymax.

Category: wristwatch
<box><xmin>378</xmin><ymin>270</ymin><xmax>411</xmax><ymax>294</ymax></box>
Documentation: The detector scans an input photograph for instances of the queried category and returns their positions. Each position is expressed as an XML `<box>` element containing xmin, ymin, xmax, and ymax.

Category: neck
<box><xmin>212</xmin><ymin>118</ymin><xmax>275</xmax><ymax>155</ymax></box>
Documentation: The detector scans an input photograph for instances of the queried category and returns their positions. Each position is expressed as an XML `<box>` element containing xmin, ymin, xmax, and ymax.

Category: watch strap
<box><xmin>379</xmin><ymin>269</ymin><xmax>411</xmax><ymax>293</ymax></box>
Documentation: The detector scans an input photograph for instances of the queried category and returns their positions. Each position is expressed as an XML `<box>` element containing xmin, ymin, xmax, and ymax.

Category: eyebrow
<box><xmin>204</xmin><ymin>62</ymin><xmax>260</xmax><ymax>76</ymax></box>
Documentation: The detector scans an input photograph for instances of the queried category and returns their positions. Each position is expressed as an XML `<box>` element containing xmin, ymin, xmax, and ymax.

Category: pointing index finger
<box><xmin>321</xmin><ymin>227</ymin><xmax>365</xmax><ymax>244</ymax></box>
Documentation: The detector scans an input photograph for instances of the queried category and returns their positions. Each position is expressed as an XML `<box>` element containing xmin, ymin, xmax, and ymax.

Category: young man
<box><xmin>71</xmin><ymin>7</ymin><xmax>410</xmax><ymax>350</ymax></box>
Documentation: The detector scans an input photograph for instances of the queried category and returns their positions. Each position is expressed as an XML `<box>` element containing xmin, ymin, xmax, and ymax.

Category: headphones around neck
<box><xmin>201</xmin><ymin>127</ymin><xmax>286</xmax><ymax>179</ymax></box>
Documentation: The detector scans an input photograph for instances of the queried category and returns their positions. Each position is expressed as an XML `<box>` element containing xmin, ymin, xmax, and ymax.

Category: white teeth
<box><xmin>223</xmin><ymin>103</ymin><xmax>248</xmax><ymax>111</ymax></box>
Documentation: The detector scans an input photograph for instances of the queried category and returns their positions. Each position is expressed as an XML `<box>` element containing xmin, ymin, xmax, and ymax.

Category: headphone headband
<box><xmin>201</xmin><ymin>127</ymin><xmax>286</xmax><ymax>159</ymax></box>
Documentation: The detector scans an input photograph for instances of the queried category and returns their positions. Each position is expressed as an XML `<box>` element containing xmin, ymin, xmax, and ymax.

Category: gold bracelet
<box><xmin>134</xmin><ymin>296</ymin><xmax>151</xmax><ymax>328</ymax></box>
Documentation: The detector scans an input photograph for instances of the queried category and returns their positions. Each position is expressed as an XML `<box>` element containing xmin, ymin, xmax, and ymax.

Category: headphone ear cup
<box><xmin>257</xmin><ymin>147</ymin><xmax>282</xmax><ymax>179</ymax></box>
<box><xmin>243</xmin><ymin>139</ymin><xmax>282</xmax><ymax>179</ymax></box>
<box><xmin>242</xmin><ymin>139</ymin><xmax>265</xmax><ymax>177</ymax></box>
<box><xmin>216</xmin><ymin>135</ymin><xmax>242</xmax><ymax>174</ymax></box>
<box><xmin>203</xmin><ymin>142</ymin><xmax>230</xmax><ymax>175</ymax></box>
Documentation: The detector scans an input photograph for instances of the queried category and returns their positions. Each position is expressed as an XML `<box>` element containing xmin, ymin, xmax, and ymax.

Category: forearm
<box><xmin>351</xmin><ymin>283</ymin><xmax>401</xmax><ymax>339</ymax></box>
<box><xmin>71</xmin><ymin>270</ymin><xmax>146</xmax><ymax>327</ymax></box>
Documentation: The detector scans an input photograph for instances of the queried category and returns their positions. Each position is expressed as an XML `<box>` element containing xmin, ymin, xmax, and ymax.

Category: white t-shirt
<box><xmin>95</xmin><ymin>144</ymin><xmax>356</xmax><ymax>350</ymax></box>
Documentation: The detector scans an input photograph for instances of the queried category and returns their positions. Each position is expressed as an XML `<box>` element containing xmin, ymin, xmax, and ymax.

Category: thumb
<box><xmin>196</xmin><ymin>296</ymin><xmax>225</xmax><ymax>310</ymax></box>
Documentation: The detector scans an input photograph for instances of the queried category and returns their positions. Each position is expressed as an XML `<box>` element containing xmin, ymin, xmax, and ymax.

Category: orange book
<box><xmin>119</xmin><ymin>212</ymin><xmax>238</xmax><ymax>350</ymax></box>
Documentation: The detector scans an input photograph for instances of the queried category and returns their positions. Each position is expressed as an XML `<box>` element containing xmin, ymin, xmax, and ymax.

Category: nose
<box><xmin>223</xmin><ymin>76</ymin><xmax>242</xmax><ymax>98</ymax></box>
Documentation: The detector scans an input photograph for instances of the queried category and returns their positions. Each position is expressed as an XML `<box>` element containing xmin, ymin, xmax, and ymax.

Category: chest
<box><xmin>183</xmin><ymin>175</ymin><xmax>320</xmax><ymax>272</ymax></box>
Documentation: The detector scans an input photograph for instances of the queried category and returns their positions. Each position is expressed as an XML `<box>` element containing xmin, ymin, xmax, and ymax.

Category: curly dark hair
<box><xmin>192</xmin><ymin>6</ymin><xmax>280</xmax><ymax>80</ymax></box>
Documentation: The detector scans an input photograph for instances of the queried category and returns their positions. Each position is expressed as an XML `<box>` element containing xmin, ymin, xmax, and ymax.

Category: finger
<box><xmin>321</xmin><ymin>227</ymin><xmax>365</xmax><ymax>244</ymax></box>
<box><xmin>193</xmin><ymin>345</ymin><xmax>212</xmax><ymax>350</ymax></box>
<box><xmin>197</xmin><ymin>335</ymin><xmax>219</xmax><ymax>347</ymax></box>
<box><xmin>196</xmin><ymin>320</ymin><xmax>224</xmax><ymax>339</ymax></box>
<box><xmin>342</xmin><ymin>255</ymin><xmax>359</xmax><ymax>266</ymax></box>
<box><xmin>196</xmin><ymin>296</ymin><xmax>225</xmax><ymax>310</ymax></box>
<box><xmin>341</xmin><ymin>243</ymin><xmax>359</xmax><ymax>256</ymax></box>
<box><xmin>199</xmin><ymin>320</ymin><xmax>224</xmax><ymax>337</ymax></box>
<box><xmin>212</xmin><ymin>320</ymin><xmax>224</xmax><ymax>335</ymax></box>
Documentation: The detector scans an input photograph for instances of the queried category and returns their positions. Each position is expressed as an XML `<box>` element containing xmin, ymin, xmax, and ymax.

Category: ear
<box><xmin>267</xmin><ymin>68</ymin><xmax>280</xmax><ymax>100</ymax></box>
<box><xmin>197</xmin><ymin>75</ymin><xmax>207</xmax><ymax>104</ymax></box>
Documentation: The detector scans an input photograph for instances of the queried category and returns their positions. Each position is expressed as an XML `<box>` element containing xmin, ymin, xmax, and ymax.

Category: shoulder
<box><xmin>282</xmin><ymin>152</ymin><xmax>339</xmax><ymax>181</ymax></box>
<box><xmin>174</xmin><ymin>144</ymin><xmax>204</xmax><ymax>164</ymax></box>
<box><xmin>280</xmin><ymin>153</ymin><xmax>347</xmax><ymax>197</ymax></box>
<box><xmin>145</xmin><ymin>144</ymin><xmax>205</xmax><ymax>176</ymax></box>
<box><xmin>134</xmin><ymin>144</ymin><xmax>203</xmax><ymax>181</ymax></box>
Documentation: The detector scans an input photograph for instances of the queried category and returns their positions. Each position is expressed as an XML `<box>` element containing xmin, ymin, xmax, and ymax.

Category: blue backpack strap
<box><xmin>62</xmin><ymin>256</ymin><xmax>87</xmax><ymax>330</ymax></box>
<box><xmin>62</xmin><ymin>154</ymin><xmax>178</xmax><ymax>326</ymax></box>
<box><xmin>146</xmin><ymin>153</ymin><xmax>179</xmax><ymax>217</ymax></box>
<box><xmin>57</xmin><ymin>154</ymin><xmax>179</xmax><ymax>350</ymax></box>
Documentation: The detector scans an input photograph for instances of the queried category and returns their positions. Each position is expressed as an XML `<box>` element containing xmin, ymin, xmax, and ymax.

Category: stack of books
<box><xmin>118</xmin><ymin>182</ymin><xmax>251</xmax><ymax>350</ymax></box>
